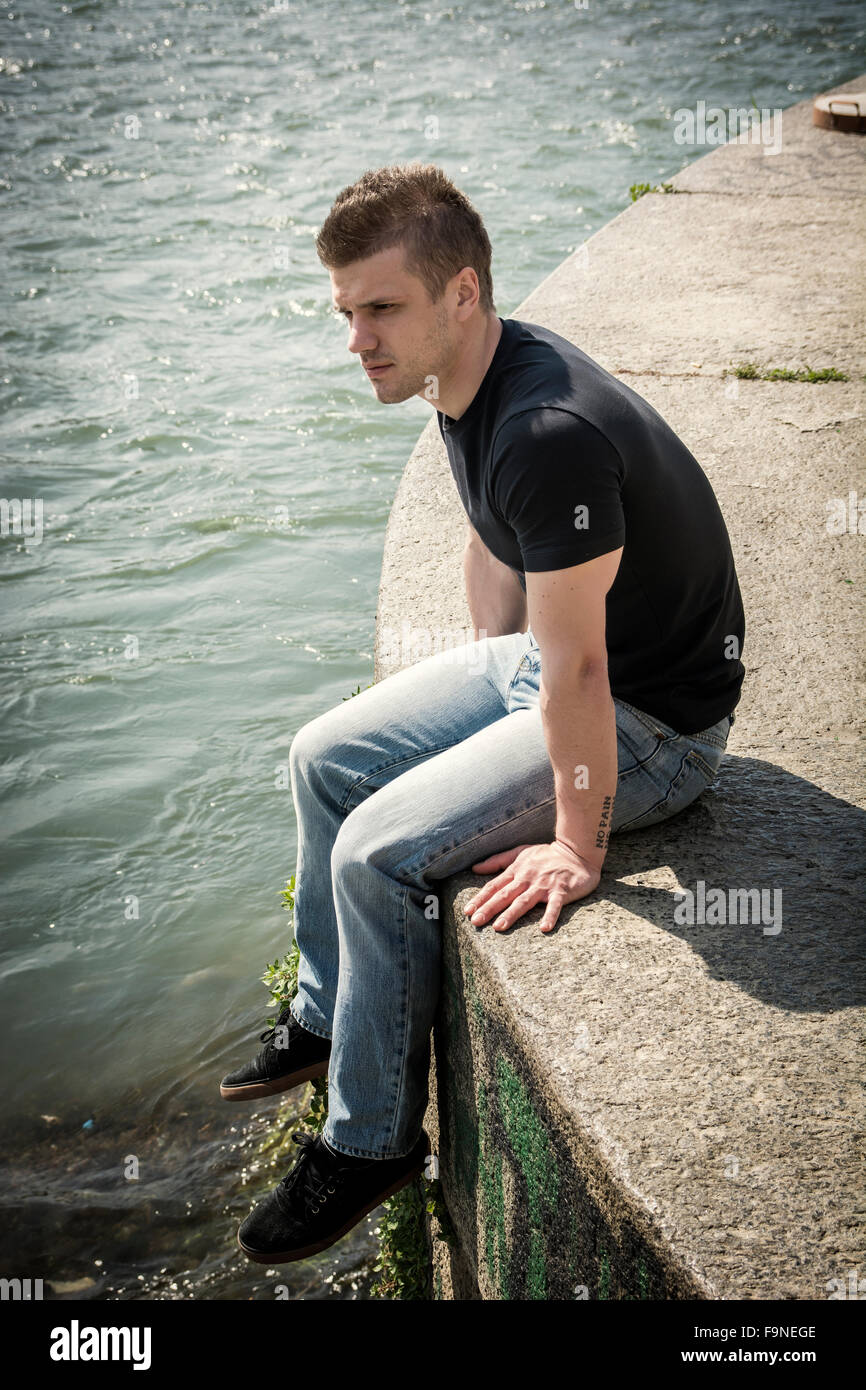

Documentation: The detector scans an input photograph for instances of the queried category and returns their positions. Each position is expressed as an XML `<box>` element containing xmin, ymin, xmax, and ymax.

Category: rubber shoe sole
<box><xmin>219</xmin><ymin>1055</ymin><xmax>329</xmax><ymax>1103</ymax></box>
<box><xmin>237</xmin><ymin>1150</ymin><xmax>427</xmax><ymax>1264</ymax></box>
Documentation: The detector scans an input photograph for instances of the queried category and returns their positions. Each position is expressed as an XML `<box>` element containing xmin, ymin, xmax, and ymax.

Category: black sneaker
<box><xmin>219</xmin><ymin>1003</ymin><xmax>331</xmax><ymax>1102</ymax></box>
<box><xmin>237</xmin><ymin>1127</ymin><xmax>430</xmax><ymax>1264</ymax></box>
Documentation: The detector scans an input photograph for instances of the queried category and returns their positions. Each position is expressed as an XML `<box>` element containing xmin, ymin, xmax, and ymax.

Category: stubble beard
<box><xmin>371</xmin><ymin>300</ymin><xmax>455</xmax><ymax>406</ymax></box>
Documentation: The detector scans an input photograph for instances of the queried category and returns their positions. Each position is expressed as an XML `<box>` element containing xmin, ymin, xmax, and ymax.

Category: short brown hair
<box><xmin>316</xmin><ymin>163</ymin><xmax>496</xmax><ymax>315</ymax></box>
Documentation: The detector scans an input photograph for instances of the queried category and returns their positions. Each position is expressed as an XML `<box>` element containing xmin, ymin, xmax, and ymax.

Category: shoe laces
<box><xmin>255</xmin><ymin>1003</ymin><xmax>295</xmax><ymax>1063</ymax></box>
<box><xmin>276</xmin><ymin>1131</ymin><xmax>343</xmax><ymax>1217</ymax></box>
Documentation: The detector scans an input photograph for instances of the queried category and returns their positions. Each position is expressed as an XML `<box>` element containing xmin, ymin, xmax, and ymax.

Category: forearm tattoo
<box><xmin>595</xmin><ymin>795</ymin><xmax>613</xmax><ymax>850</ymax></box>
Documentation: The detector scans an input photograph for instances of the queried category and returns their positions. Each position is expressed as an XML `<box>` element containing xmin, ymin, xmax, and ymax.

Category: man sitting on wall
<box><xmin>220</xmin><ymin>163</ymin><xmax>745</xmax><ymax>1265</ymax></box>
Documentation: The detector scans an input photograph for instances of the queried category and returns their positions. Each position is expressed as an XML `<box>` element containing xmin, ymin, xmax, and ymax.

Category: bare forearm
<box><xmin>463</xmin><ymin>542</ymin><xmax>528</xmax><ymax>640</ymax></box>
<box><xmin>540</xmin><ymin>663</ymin><xmax>618</xmax><ymax>871</ymax></box>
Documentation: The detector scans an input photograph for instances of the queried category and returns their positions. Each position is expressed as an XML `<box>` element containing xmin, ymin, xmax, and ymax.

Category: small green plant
<box><xmin>629</xmin><ymin>180</ymin><xmax>677</xmax><ymax>201</ymax></box>
<box><xmin>342</xmin><ymin>681</ymin><xmax>375</xmax><ymax>700</ymax></box>
<box><xmin>766</xmin><ymin>366</ymin><xmax>847</xmax><ymax>382</ymax></box>
<box><xmin>729</xmin><ymin>361</ymin><xmax>848</xmax><ymax>382</ymax></box>
<box><xmin>369</xmin><ymin>1172</ymin><xmax>457</xmax><ymax>1299</ymax></box>
<box><xmin>261</xmin><ymin>877</ymin><xmax>328</xmax><ymax>1133</ymax></box>
<box><xmin>262</xmin><ymin>885</ymin><xmax>299</xmax><ymax>1022</ymax></box>
<box><xmin>369</xmin><ymin>1178</ymin><xmax>430</xmax><ymax>1299</ymax></box>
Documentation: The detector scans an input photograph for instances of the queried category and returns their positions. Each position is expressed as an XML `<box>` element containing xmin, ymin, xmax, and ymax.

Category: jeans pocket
<box><xmin>688</xmin><ymin>744</ymin><xmax>724</xmax><ymax>782</ymax></box>
<box><xmin>691</xmin><ymin>714</ymin><xmax>732</xmax><ymax>750</ymax></box>
<box><xmin>615</xmin><ymin>698</ymin><xmax>680</xmax><ymax>743</ymax></box>
<box><xmin>614</xmin><ymin>747</ymin><xmax>714</xmax><ymax>834</ymax></box>
<box><xmin>505</xmin><ymin>635</ymin><xmax>541</xmax><ymax>709</ymax></box>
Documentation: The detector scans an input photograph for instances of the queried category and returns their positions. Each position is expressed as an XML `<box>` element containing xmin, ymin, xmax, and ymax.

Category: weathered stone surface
<box><xmin>376</xmin><ymin>77</ymin><xmax>866</xmax><ymax>1300</ymax></box>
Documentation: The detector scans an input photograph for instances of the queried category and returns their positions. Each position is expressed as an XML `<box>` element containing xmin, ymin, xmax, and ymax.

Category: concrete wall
<box><xmin>376</xmin><ymin>78</ymin><xmax>866</xmax><ymax>1300</ymax></box>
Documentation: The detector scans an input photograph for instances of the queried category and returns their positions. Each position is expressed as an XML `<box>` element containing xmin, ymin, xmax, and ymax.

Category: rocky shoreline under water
<box><xmin>0</xmin><ymin>1089</ymin><xmax>378</xmax><ymax>1301</ymax></box>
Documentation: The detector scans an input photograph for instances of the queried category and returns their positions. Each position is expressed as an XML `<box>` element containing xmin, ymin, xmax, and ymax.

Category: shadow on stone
<box><xmin>426</xmin><ymin>753</ymin><xmax>865</xmax><ymax>1299</ymax></box>
<box><xmin>595</xmin><ymin>755</ymin><xmax>864</xmax><ymax>1013</ymax></box>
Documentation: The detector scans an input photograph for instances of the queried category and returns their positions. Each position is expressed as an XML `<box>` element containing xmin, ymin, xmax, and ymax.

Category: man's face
<box><xmin>329</xmin><ymin>245</ymin><xmax>456</xmax><ymax>405</ymax></box>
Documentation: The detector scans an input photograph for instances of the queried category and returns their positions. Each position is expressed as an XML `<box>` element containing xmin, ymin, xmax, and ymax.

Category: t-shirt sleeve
<box><xmin>490</xmin><ymin>408</ymin><xmax>626</xmax><ymax>571</ymax></box>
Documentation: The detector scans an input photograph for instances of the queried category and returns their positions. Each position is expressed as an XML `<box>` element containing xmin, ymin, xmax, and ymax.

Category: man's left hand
<box><xmin>463</xmin><ymin>840</ymin><xmax>601</xmax><ymax>935</ymax></box>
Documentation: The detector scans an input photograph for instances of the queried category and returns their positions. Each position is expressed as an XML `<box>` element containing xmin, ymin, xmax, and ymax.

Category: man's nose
<box><xmin>346</xmin><ymin>316</ymin><xmax>377</xmax><ymax>355</ymax></box>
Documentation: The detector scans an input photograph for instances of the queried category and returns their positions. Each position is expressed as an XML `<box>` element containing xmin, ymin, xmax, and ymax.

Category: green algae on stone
<box><xmin>464</xmin><ymin>953</ymin><xmax>486</xmax><ymax>1032</ymax></box>
<box><xmin>496</xmin><ymin>1054</ymin><xmax>559</xmax><ymax>1300</ymax></box>
<box><xmin>477</xmin><ymin>1078</ymin><xmax>509</xmax><ymax>1298</ymax></box>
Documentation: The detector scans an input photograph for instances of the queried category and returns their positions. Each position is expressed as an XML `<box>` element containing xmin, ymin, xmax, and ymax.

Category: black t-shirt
<box><xmin>436</xmin><ymin>315</ymin><xmax>745</xmax><ymax>734</ymax></box>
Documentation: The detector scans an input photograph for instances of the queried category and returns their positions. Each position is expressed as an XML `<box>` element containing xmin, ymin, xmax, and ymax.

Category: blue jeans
<box><xmin>288</xmin><ymin>627</ymin><xmax>733</xmax><ymax>1159</ymax></box>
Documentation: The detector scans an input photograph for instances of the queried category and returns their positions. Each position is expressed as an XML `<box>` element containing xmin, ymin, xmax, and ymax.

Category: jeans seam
<box><xmin>339</xmin><ymin>742</ymin><xmax>458</xmax><ymax>812</ymax></box>
<box><xmin>504</xmin><ymin>635</ymin><xmax>538</xmax><ymax>710</ymax></box>
<box><xmin>614</xmin><ymin>697</ymin><xmax>677</xmax><ymax>742</ymax></box>
<box><xmin>484</xmin><ymin>654</ymin><xmax>512</xmax><ymax>716</ymax></box>
<box><xmin>690</xmin><ymin>722</ymin><xmax>730</xmax><ymax>750</ymax></box>
<box><xmin>419</xmin><ymin>795</ymin><xmax>558</xmax><ymax>878</ymax></box>
<box><xmin>688</xmin><ymin>748</ymin><xmax>720</xmax><ymax>780</ymax></box>
<box><xmin>384</xmin><ymin>882</ymin><xmax>412</xmax><ymax>1154</ymax></box>
<box><xmin>289</xmin><ymin>1000</ymin><xmax>332</xmax><ymax>1042</ymax></box>
<box><xmin>616</xmin><ymin>738</ymin><xmax>671</xmax><ymax>783</ymax></box>
<box><xmin>505</xmin><ymin>663</ymin><xmax>524</xmax><ymax>708</ymax></box>
<box><xmin>322</xmin><ymin>1135</ymin><xmax>421</xmax><ymax>1160</ymax></box>
<box><xmin>614</xmin><ymin>748</ymin><xmax>706</xmax><ymax>832</ymax></box>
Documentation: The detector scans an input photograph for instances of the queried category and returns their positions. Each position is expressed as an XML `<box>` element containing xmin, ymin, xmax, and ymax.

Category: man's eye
<box><xmin>332</xmin><ymin>304</ymin><xmax>394</xmax><ymax>320</ymax></box>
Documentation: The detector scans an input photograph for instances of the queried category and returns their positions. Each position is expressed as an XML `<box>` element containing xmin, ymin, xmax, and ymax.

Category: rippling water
<box><xmin>1</xmin><ymin>0</ymin><xmax>862</xmax><ymax>1299</ymax></box>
